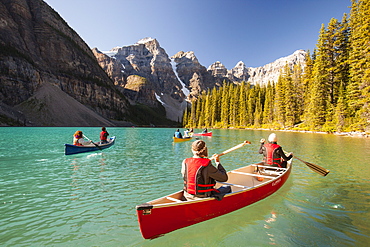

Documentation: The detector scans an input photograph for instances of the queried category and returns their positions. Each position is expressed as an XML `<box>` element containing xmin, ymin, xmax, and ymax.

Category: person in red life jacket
<box><xmin>259</xmin><ymin>133</ymin><xmax>293</xmax><ymax>168</ymax></box>
<box><xmin>73</xmin><ymin>131</ymin><xmax>90</xmax><ymax>146</ymax></box>
<box><xmin>181</xmin><ymin>140</ymin><xmax>230</xmax><ymax>201</ymax></box>
<box><xmin>100</xmin><ymin>127</ymin><xmax>109</xmax><ymax>144</ymax></box>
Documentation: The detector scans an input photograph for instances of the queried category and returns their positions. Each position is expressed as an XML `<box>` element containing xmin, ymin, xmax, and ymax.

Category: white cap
<box><xmin>268</xmin><ymin>133</ymin><xmax>277</xmax><ymax>142</ymax></box>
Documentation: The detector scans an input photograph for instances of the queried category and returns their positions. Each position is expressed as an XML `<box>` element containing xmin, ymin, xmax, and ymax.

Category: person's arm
<box><xmin>181</xmin><ymin>159</ymin><xmax>186</xmax><ymax>178</ymax></box>
<box><xmin>207</xmin><ymin>155</ymin><xmax>228</xmax><ymax>182</ymax></box>
<box><xmin>79</xmin><ymin>138</ymin><xmax>91</xmax><ymax>146</ymax></box>
<box><xmin>258</xmin><ymin>139</ymin><xmax>265</xmax><ymax>154</ymax></box>
<box><xmin>207</xmin><ymin>163</ymin><xmax>228</xmax><ymax>182</ymax></box>
<box><xmin>258</xmin><ymin>144</ymin><xmax>265</xmax><ymax>154</ymax></box>
<box><xmin>278</xmin><ymin>147</ymin><xmax>293</xmax><ymax>160</ymax></box>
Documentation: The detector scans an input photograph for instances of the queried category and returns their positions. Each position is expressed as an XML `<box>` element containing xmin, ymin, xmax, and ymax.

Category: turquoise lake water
<box><xmin>0</xmin><ymin>127</ymin><xmax>369</xmax><ymax>246</ymax></box>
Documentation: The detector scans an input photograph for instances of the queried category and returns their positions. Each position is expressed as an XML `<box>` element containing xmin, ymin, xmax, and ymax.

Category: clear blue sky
<box><xmin>44</xmin><ymin>0</ymin><xmax>350</xmax><ymax>69</ymax></box>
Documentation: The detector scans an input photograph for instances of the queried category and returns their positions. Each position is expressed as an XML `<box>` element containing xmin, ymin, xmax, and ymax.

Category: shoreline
<box><xmin>228</xmin><ymin>127</ymin><xmax>370</xmax><ymax>138</ymax></box>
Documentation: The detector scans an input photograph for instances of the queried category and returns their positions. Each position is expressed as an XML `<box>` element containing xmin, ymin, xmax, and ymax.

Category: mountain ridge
<box><xmin>97</xmin><ymin>38</ymin><xmax>306</xmax><ymax>121</ymax></box>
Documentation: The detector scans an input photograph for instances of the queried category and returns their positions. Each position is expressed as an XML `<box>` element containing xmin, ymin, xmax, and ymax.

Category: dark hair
<box><xmin>102</xmin><ymin>127</ymin><xmax>106</xmax><ymax>131</ymax></box>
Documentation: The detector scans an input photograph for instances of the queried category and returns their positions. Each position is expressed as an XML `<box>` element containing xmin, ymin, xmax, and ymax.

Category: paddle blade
<box><xmin>305</xmin><ymin>161</ymin><xmax>330</xmax><ymax>176</ymax></box>
<box><xmin>295</xmin><ymin>157</ymin><xmax>330</xmax><ymax>176</ymax></box>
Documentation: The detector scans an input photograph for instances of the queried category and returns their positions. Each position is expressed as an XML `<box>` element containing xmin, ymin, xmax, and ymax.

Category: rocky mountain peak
<box><xmin>99</xmin><ymin>38</ymin><xmax>187</xmax><ymax>121</ymax></box>
<box><xmin>172</xmin><ymin>51</ymin><xmax>199</xmax><ymax>64</ymax></box>
<box><xmin>205</xmin><ymin>49</ymin><xmax>307</xmax><ymax>86</ymax></box>
<box><xmin>227</xmin><ymin>61</ymin><xmax>250</xmax><ymax>82</ymax></box>
<box><xmin>246</xmin><ymin>49</ymin><xmax>306</xmax><ymax>86</ymax></box>
<box><xmin>207</xmin><ymin>61</ymin><xmax>228</xmax><ymax>78</ymax></box>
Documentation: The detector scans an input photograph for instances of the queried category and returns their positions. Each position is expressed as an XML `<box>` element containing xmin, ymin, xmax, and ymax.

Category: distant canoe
<box><xmin>173</xmin><ymin>136</ymin><xmax>192</xmax><ymax>142</ymax></box>
<box><xmin>193</xmin><ymin>131</ymin><xmax>212</xmax><ymax>137</ymax></box>
<box><xmin>64</xmin><ymin>136</ymin><xmax>116</xmax><ymax>155</ymax></box>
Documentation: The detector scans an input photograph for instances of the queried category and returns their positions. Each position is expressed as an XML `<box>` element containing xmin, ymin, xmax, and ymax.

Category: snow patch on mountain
<box><xmin>155</xmin><ymin>93</ymin><xmax>166</xmax><ymax>106</ymax></box>
<box><xmin>170</xmin><ymin>58</ymin><xmax>190</xmax><ymax>96</ymax></box>
<box><xmin>136</xmin><ymin>37</ymin><xmax>155</xmax><ymax>44</ymax></box>
<box><xmin>102</xmin><ymin>46</ymin><xmax>121</xmax><ymax>57</ymax></box>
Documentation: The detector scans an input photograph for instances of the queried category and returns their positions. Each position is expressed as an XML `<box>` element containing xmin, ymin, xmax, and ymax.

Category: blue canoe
<box><xmin>64</xmin><ymin>136</ymin><xmax>116</xmax><ymax>155</ymax></box>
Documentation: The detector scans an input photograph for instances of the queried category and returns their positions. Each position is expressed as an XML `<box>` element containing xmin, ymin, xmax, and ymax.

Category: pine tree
<box><xmin>275</xmin><ymin>73</ymin><xmax>286</xmax><ymax>127</ymax></box>
<box><xmin>196</xmin><ymin>94</ymin><xmax>205</xmax><ymax>127</ymax></box>
<box><xmin>209</xmin><ymin>87</ymin><xmax>218</xmax><ymax>127</ymax></box>
<box><xmin>189</xmin><ymin>99</ymin><xmax>197</xmax><ymax>127</ymax></box>
<box><xmin>254</xmin><ymin>90</ymin><xmax>263</xmax><ymax>127</ymax></box>
<box><xmin>283</xmin><ymin>64</ymin><xmax>297</xmax><ymax>127</ymax></box>
<box><xmin>262</xmin><ymin>82</ymin><xmax>274</xmax><ymax>126</ymax></box>
<box><xmin>238</xmin><ymin>81</ymin><xmax>248</xmax><ymax>127</ymax></box>
<box><xmin>292</xmin><ymin>63</ymin><xmax>304</xmax><ymax>123</ymax></box>
<box><xmin>334</xmin><ymin>82</ymin><xmax>348</xmax><ymax>132</ymax></box>
<box><xmin>306</xmin><ymin>24</ymin><xmax>330</xmax><ymax>130</ymax></box>
<box><xmin>348</xmin><ymin>0</ymin><xmax>370</xmax><ymax>131</ymax></box>
<box><xmin>182</xmin><ymin>105</ymin><xmax>189</xmax><ymax>127</ymax></box>
<box><xmin>302</xmin><ymin>50</ymin><xmax>315</xmax><ymax>128</ymax></box>
<box><xmin>337</xmin><ymin>14</ymin><xmax>350</xmax><ymax>92</ymax></box>
<box><xmin>246</xmin><ymin>85</ymin><xmax>255</xmax><ymax>126</ymax></box>
<box><xmin>220</xmin><ymin>82</ymin><xmax>230</xmax><ymax>127</ymax></box>
<box><xmin>204</xmin><ymin>91</ymin><xmax>211</xmax><ymax>127</ymax></box>
<box><xmin>229</xmin><ymin>83</ymin><xmax>239</xmax><ymax>126</ymax></box>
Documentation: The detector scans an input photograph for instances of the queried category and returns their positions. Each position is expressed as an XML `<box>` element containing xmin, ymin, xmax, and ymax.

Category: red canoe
<box><xmin>193</xmin><ymin>131</ymin><xmax>212</xmax><ymax>136</ymax></box>
<box><xmin>136</xmin><ymin>159</ymin><xmax>292</xmax><ymax>239</ymax></box>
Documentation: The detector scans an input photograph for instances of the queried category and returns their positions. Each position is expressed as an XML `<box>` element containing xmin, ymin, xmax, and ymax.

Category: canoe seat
<box><xmin>230</xmin><ymin>171</ymin><xmax>276</xmax><ymax>179</ymax></box>
<box><xmin>165</xmin><ymin>197</ymin><xmax>183</xmax><ymax>202</ymax></box>
<box><xmin>217</xmin><ymin>181</ymin><xmax>251</xmax><ymax>189</ymax></box>
<box><xmin>251</xmin><ymin>164</ymin><xmax>288</xmax><ymax>170</ymax></box>
<box><xmin>251</xmin><ymin>165</ymin><xmax>287</xmax><ymax>176</ymax></box>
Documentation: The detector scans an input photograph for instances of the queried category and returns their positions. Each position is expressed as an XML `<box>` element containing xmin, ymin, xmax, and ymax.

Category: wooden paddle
<box><xmin>83</xmin><ymin>134</ymin><xmax>102</xmax><ymax>150</ymax></box>
<box><xmin>210</xmin><ymin>140</ymin><xmax>251</xmax><ymax>160</ymax></box>
<box><xmin>294</xmin><ymin>156</ymin><xmax>330</xmax><ymax>176</ymax></box>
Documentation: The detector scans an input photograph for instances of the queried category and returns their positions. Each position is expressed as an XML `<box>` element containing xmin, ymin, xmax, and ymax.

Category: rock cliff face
<box><xmin>92</xmin><ymin>48</ymin><xmax>127</xmax><ymax>88</ymax></box>
<box><xmin>171</xmin><ymin>51</ymin><xmax>222</xmax><ymax>100</ymax></box>
<box><xmin>0</xmin><ymin>0</ymin><xmax>130</xmax><ymax>126</ymax></box>
<box><xmin>100</xmin><ymin>38</ymin><xmax>189</xmax><ymax>121</ymax></box>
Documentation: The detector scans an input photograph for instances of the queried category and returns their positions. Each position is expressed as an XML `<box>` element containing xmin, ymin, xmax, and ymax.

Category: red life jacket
<box><xmin>264</xmin><ymin>143</ymin><xmax>282</xmax><ymax>167</ymax></box>
<box><xmin>100</xmin><ymin>131</ymin><xmax>108</xmax><ymax>141</ymax></box>
<box><xmin>183</xmin><ymin>158</ymin><xmax>216</xmax><ymax>195</ymax></box>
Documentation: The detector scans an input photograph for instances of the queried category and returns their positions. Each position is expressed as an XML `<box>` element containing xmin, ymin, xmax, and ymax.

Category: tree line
<box><xmin>182</xmin><ymin>0</ymin><xmax>369</xmax><ymax>133</ymax></box>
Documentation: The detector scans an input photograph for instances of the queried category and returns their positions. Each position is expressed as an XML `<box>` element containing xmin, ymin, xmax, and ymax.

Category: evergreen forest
<box><xmin>182</xmin><ymin>0</ymin><xmax>369</xmax><ymax>134</ymax></box>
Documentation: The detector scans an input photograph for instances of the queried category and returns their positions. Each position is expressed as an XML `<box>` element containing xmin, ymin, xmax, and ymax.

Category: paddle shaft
<box><xmin>83</xmin><ymin>134</ymin><xmax>102</xmax><ymax>150</ymax></box>
<box><xmin>294</xmin><ymin>156</ymin><xmax>330</xmax><ymax>176</ymax></box>
<box><xmin>209</xmin><ymin>141</ymin><xmax>251</xmax><ymax>160</ymax></box>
